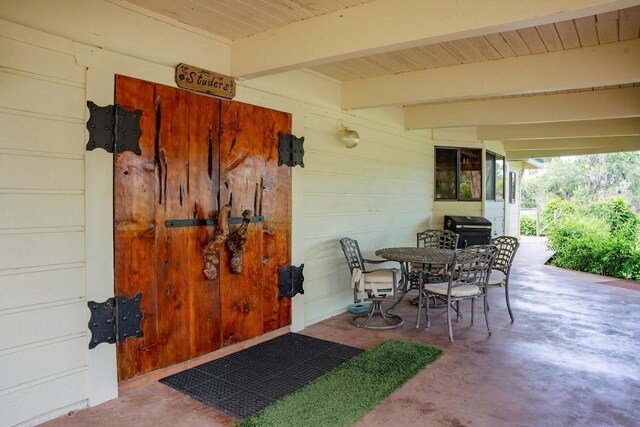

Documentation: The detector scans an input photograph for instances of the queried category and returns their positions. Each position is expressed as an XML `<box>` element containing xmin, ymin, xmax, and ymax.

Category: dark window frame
<box><xmin>434</xmin><ymin>147</ymin><xmax>482</xmax><ymax>201</ymax></box>
<box><xmin>485</xmin><ymin>151</ymin><xmax>505</xmax><ymax>202</ymax></box>
<box><xmin>509</xmin><ymin>171</ymin><xmax>517</xmax><ymax>204</ymax></box>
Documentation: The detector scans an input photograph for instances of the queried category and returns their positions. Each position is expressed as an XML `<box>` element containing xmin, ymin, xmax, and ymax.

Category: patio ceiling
<box><xmin>119</xmin><ymin>0</ymin><xmax>640</xmax><ymax>157</ymax></box>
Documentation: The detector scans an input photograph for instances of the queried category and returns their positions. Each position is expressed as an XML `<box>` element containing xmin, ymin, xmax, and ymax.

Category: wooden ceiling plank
<box><xmin>241</xmin><ymin>0</ymin><xmax>307</xmax><ymax>23</ymax></box>
<box><xmin>468</xmin><ymin>36</ymin><xmax>503</xmax><ymax>60</ymax></box>
<box><xmin>336</xmin><ymin>0</ymin><xmax>369</xmax><ymax>7</ymax></box>
<box><xmin>311</xmin><ymin>0</ymin><xmax>348</xmax><ymax>12</ymax></box>
<box><xmin>365</xmin><ymin>54</ymin><xmax>402</xmax><ymax>74</ymax></box>
<box><xmin>405</xmin><ymin>87</ymin><xmax>640</xmax><ymax>129</ymax></box>
<box><xmin>452</xmin><ymin>39</ymin><xmax>489</xmax><ymax>62</ymax></box>
<box><xmin>440</xmin><ymin>41</ymin><xmax>475</xmax><ymax>63</ymax></box>
<box><xmin>399</xmin><ymin>48</ymin><xmax>439</xmax><ymax>69</ymax></box>
<box><xmin>555</xmin><ymin>20</ymin><xmax>582</xmax><ymax>48</ymax></box>
<box><xmin>233</xmin><ymin>0</ymin><xmax>637</xmax><ymax>77</ymax></box>
<box><xmin>500</xmin><ymin>30</ymin><xmax>533</xmax><ymax>55</ymax></box>
<box><xmin>311</xmin><ymin>63</ymin><xmax>353</xmax><ymax>80</ymax></box>
<box><xmin>596</xmin><ymin>10</ymin><xmax>620</xmax><ymax>43</ymax></box>
<box><xmin>128</xmin><ymin>0</ymin><xmax>249</xmax><ymax>39</ymax></box>
<box><xmin>484</xmin><ymin>33</ymin><xmax>517</xmax><ymax>58</ymax></box>
<box><xmin>343</xmin><ymin>40</ymin><xmax>640</xmax><ymax>109</ymax></box>
<box><xmin>386</xmin><ymin>51</ymin><xmax>425</xmax><ymax>72</ymax></box>
<box><xmin>517</xmin><ymin>27</ymin><xmax>548</xmax><ymax>54</ymax></box>
<box><xmin>224</xmin><ymin>0</ymin><xmax>291</xmax><ymax>27</ymax></box>
<box><xmin>413</xmin><ymin>46</ymin><xmax>449</xmax><ymax>67</ymax></box>
<box><xmin>619</xmin><ymin>6</ymin><xmax>640</xmax><ymax>39</ymax></box>
<box><xmin>536</xmin><ymin>23</ymin><xmax>565</xmax><ymax>51</ymax></box>
<box><xmin>372</xmin><ymin>52</ymin><xmax>408</xmax><ymax>74</ymax></box>
<box><xmin>427</xmin><ymin>44</ymin><xmax>463</xmax><ymax>66</ymax></box>
<box><xmin>574</xmin><ymin>15</ymin><xmax>600</xmax><ymax>46</ymax></box>
<box><xmin>194</xmin><ymin>0</ymin><xmax>276</xmax><ymax>31</ymax></box>
<box><xmin>271</xmin><ymin>0</ymin><xmax>316</xmax><ymax>20</ymax></box>
<box><xmin>347</xmin><ymin>57</ymin><xmax>389</xmax><ymax>77</ymax></box>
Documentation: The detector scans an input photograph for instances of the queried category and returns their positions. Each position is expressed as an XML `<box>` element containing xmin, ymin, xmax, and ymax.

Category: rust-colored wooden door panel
<box><xmin>114</xmin><ymin>76</ymin><xmax>222</xmax><ymax>381</ymax></box>
<box><xmin>219</xmin><ymin>102</ymin><xmax>292</xmax><ymax>346</ymax></box>
<box><xmin>114</xmin><ymin>75</ymin><xmax>291</xmax><ymax>381</ymax></box>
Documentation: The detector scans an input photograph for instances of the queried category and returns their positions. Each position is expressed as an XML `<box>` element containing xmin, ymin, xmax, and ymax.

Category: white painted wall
<box><xmin>0</xmin><ymin>2</ymin><xmax>434</xmax><ymax>425</ymax></box>
<box><xmin>0</xmin><ymin>21</ymin><xmax>89</xmax><ymax>426</ymax></box>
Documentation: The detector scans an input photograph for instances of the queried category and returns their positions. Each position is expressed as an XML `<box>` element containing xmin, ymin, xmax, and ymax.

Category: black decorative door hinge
<box><xmin>278</xmin><ymin>264</ymin><xmax>304</xmax><ymax>300</ymax></box>
<box><xmin>86</xmin><ymin>101</ymin><xmax>142</xmax><ymax>155</ymax></box>
<box><xmin>88</xmin><ymin>293</ymin><xmax>144</xmax><ymax>349</ymax></box>
<box><xmin>278</xmin><ymin>133</ymin><xmax>305</xmax><ymax>168</ymax></box>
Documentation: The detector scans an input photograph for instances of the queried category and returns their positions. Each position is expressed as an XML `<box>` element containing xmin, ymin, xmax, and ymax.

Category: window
<box><xmin>509</xmin><ymin>172</ymin><xmax>517</xmax><ymax>204</ymax></box>
<box><xmin>486</xmin><ymin>151</ymin><xmax>504</xmax><ymax>201</ymax></box>
<box><xmin>435</xmin><ymin>147</ymin><xmax>482</xmax><ymax>200</ymax></box>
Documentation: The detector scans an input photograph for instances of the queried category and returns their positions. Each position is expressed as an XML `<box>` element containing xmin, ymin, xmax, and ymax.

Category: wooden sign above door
<box><xmin>175</xmin><ymin>63</ymin><xmax>236</xmax><ymax>99</ymax></box>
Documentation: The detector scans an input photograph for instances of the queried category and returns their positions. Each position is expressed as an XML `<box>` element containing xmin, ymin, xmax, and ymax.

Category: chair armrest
<box><xmin>363</xmin><ymin>258</ymin><xmax>386</xmax><ymax>264</ymax></box>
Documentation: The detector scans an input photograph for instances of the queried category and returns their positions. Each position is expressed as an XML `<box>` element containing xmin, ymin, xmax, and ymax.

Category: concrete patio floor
<box><xmin>43</xmin><ymin>237</ymin><xmax>640</xmax><ymax>427</ymax></box>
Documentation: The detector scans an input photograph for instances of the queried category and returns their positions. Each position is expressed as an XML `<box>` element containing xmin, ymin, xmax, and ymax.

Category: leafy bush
<box><xmin>520</xmin><ymin>216</ymin><xmax>536</xmax><ymax>236</ymax></box>
<box><xmin>540</xmin><ymin>198</ymin><xmax>577</xmax><ymax>231</ymax></box>
<box><xmin>583</xmin><ymin>198</ymin><xmax>639</xmax><ymax>241</ymax></box>
<box><xmin>546</xmin><ymin>199</ymin><xmax>640</xmax><ymax>280</ymax></box>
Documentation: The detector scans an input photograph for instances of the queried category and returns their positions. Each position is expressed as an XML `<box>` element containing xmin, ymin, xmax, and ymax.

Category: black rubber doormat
<box><xmin>160</xmin><ymin>333</ymin><xmax>363</xmax><ymax>419</ymax></box>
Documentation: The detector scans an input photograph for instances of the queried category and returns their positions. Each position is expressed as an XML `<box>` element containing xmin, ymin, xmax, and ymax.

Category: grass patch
<box><xmin>238</xmin><ymin>340</ymin><xmax>442</xmax><ymax>427</ymax></box>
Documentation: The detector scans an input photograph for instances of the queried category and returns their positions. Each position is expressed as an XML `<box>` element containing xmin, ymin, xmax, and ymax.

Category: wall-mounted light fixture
<box><xmin>338</xmin><ymin>120</ymin><xmax>360</xmax><ymax>148</ymax></box>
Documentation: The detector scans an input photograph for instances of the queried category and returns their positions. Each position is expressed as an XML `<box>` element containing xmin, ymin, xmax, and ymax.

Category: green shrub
<box><xmin>583</xmin><ymin>198</ymin><xmax>639</xmax><ymax>241</ymax></box>
<box><xmin>546</xmin><ymin>204</ymin><xmax>640</xmax><ymax>281</ymax></box>
<box><xmin>541</xmin><ymin>198</ymin><xmax>577</xmax><ymax>230</ymax></box>
<box><xmin>520</xmin><ymin>216</ymin><xmax>536</xmax><ymax>236</ymax></box>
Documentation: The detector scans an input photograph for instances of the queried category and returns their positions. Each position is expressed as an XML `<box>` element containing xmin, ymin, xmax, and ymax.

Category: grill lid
<box><xmin>444</xmin><ymin>215</ymin><xmax>492</xmax><ymax>229</ymax></box>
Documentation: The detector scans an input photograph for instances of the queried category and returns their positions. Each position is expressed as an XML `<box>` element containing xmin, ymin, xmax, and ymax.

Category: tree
<box><xmin>521</xmin><ymin>152</ymin><xmax>640</xmax><ymax>212</ymax></box>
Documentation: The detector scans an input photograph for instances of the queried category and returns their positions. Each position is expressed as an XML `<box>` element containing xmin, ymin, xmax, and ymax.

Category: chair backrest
<box><xmin>340</xmin><ymin>237</ymin><xmax>365</xmax><ymax>273</ymax></box>
<box><xmin>417</xmin><ymin>229</ymin><xmax>459</xmax><ymax>250</ymax></box>
<box><xmin>450</xmin><ymin>245</ymin><xmax>498</xmax><ymax>289</ymax></box>
<box><xmin>490</xmin><ymin>236</ymin><xmax>520</xmax><ymax>274</ymax></box>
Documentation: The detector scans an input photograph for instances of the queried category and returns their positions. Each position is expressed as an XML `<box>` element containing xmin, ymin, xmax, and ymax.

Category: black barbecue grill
<box><xmin>444</xmin><ymin>215</ymin><xmax>492</xmax><ymax>248</ymax></box>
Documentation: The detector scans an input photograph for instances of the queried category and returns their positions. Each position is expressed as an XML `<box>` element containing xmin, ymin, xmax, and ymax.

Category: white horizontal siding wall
<box><xmin>302</xmin><ymin>111</ymin><xmax>432</xmax><ymax>326</ymax></box>
<box><xmin>0</xmin><ymin>25</ymin><xmax>89</xmax><ymax>427</ymax></box>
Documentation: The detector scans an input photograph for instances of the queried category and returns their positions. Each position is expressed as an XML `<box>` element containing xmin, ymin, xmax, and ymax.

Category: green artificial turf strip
<box><xmin>238</xmin><ymin>340</ymin><xmax>442</xmax><ymax>427</ymax></box>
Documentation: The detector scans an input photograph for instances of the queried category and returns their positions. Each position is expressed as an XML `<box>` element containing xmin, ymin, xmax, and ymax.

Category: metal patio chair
<box><xmin>412</xmin><ymin>229</ymin><xmax>459</xmax><ymax>279</ymax></box>
<box><xmin>340</xmin><ymin>237</ymin><xmax>404</xmax><ymax>329</ymax></box>
<box><xmin>482</xmin><ymin>235</ymin><xmax>520</xmax><ymax>322</ymax></box>
<box><xmin>423</xmin><ymin>244</ymin><xmax>498</xmax><ymax>342</ymax></box>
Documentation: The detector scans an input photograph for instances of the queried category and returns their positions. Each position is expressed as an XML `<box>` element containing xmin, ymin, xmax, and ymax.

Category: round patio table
<box><xmin>375</xmin><ymin>247</ymin><xmax>456</xmax><ymax>327</ymax></box>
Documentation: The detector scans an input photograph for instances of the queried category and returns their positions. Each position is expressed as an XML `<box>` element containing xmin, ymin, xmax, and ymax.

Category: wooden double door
<box><xmin>113</xmin><ymin>75</ymin><xmax>291</xmax><ymax>382</ymax></box>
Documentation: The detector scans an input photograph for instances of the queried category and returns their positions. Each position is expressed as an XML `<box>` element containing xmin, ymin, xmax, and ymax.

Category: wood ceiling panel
<box><xmin>467</xmin><ymin>36</ymin><xmax>503</xmax><ymax>60</ymax></box>
<box><xmin>238</xmin><ymin>0</ymin><xmax>308</xmax><ymax>23</ymax></box>
<box><xmin>386</xmin><ymin>51</ymin><xmax>424</xmax><ymax>73</ymax></box>
<box><xmin>440</xmin><ymin>41</ymin><xmax>475</xmax><ymax>63</ymax></box>
<box><xmin>536</xmin><ymin>23</ymin><xmax>564</xmax><ymax>51</ymax></box>
<box><xmin>517</xmin><ymin>27</ymin><xmax>548</xmax><ymax>54</ymax></box>
<box><xmin>596</xmin><ymin>11</ymin><xmax>620</xmax><ymax>43</ymax></box>
<box><xmin>412</xmin><ymin>46</ymin><xmax>450</xmax><ymax>68</ymax></box>
<box><xmin>426</xmin><ymin>44</ymin><xmax>462</xmax><ymax>66</ymax></box>
<box><xmin>555</xmin><ymin>20</ymin><xmax>582</xmax><ymax>49</ymax></box>
<box><xmin>128</xmin><ymin>0</ymin><xmax>250</xmax><ymax>39</ymax></box>
<box><xmin>484</xmin><ymin>33</ymin><xmax>517</xmax><ymax>58</ymax></box>
<box><xmin>452</xmin><ymin>39</ymin><xmax>490</xmax><ymax>62</ymax></box>
<box><xmin>619</xmin><ymin>6</ymin><xmax>640</xmax><ymax>39</ymax></box>
<box><xmin>193</xmin><ymin>0</ymin><xmax>276</xmax><ymax>31</ymax></box>
<box><xmin>400</xmin><ymin>48</ymin><xmax>439</xmax><ymax>69</ymax></box>
<box><xmin>500</xmin><ymin>30</ymin><xmax>533</xmax><ymax>56</ymax></box>
<box><xmin>574</xmin><ymin>15</ymin><xmax>599</xmax><ymax>46</ymax></box>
